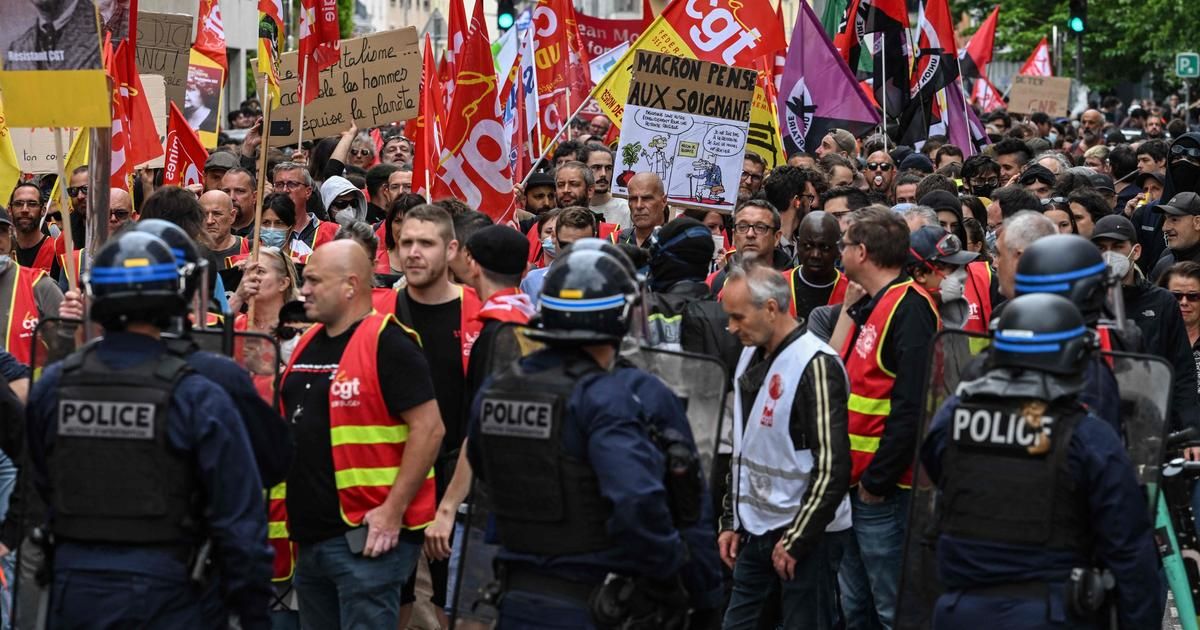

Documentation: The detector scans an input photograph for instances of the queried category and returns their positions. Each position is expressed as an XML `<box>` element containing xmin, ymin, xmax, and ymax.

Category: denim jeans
<box><xmin>839</xmin><ymin>489</ymin><xmax>910</xmax><ymax>630</ymax></box>
<box><xmin>293</xmin><ymin>533</ymin><xmax>421</xmax><ymax>630</ymax></box>
<box><xmin>722</xmin><ymin>529</ymin><xmax>845</xmax><ymax>630</ymax></box>
<box><xmin>497</xmin><ymin>591</ymin><xmax>597</xmax><ymax>630</ymax></box>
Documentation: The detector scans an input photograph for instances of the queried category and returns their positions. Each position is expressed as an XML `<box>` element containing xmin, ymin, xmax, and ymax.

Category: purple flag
<box><xmin>778</xmin><ymin>1</ymin><xmax>881</xmax><ymax>156</ymax></box>
<box><xmin>942</xmin><ymin>79</ymin><xmax>988</xmax><ymax>157</ymax></box>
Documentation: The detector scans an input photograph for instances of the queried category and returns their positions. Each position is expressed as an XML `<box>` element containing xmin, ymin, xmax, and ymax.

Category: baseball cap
<box><xmin>899</xmin><ymin>152</ymin><xmax>934</xmax><ymax>174</ymax></box>
<box><xmin>1017</xmin><ymin>164</ymin><xmax>1056</xmax><ymax>187</ymax></box>
<box><xmin>466</xmin><ymin>225</ymin><xmax>530</xmax><ymax>275</ymax></box>
<box><xmin>1089</xmin><ymin>172</ymin><xmax>1116</xmax><ymax>193</ymax></box>
<box><xmin>0</xmin><ymin>206</ymin><xmax>11</xmax><ymax>227</ymax></box>
<box><xmin>1089</xmin><ymin>215</ymin><xmax>1137</xmax><ymax>242</ymax></box>
<box><xmin>908</xmin><ymin>225</ymin><xmax>978</xmax><ymax>267</ymax></box>
<box><xmin>919</xmin><ymin>190</ymin><xmax>962</xmax><ymax>216</ymax></box>
<box><xmin>526</xmin><ymin>172</ymin><xmax>555</xmax><ymax>191</ymax></box>
<box><xmin>1157</xmin><ymin>191</ymin><xmax>1200</xmax><ymax>216</ymax></box>
<box><xmin>1135</xmin><ymin>170</ymin><xmax>1165</xmax><ymax>189</ymax></box>
<box><xmin>204</xmin><ymin>151</ymin><xmax>239</xmax><ymax>172</ymax></box>
<box><xmin>828</xmin><ymin>129</ymin><xmax>857</xmax><ymax>155</ymax></box>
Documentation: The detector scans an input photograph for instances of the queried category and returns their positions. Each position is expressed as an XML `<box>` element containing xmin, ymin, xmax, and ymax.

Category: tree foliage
<box><xmin>952</xmin><ymin>0</ymin><xmax>1200</xmax><ymax>91</ymax></box>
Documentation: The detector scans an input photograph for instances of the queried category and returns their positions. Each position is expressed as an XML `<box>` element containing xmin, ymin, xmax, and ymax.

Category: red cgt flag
<box><xmin>442</xmin><ymin>0</ymin><xmax>469</xmax><ymax>103</ymax></box>
<box><xmin>434</xmin><ymin>0</ymin><xmax>515</xmax><ymax>224</ymax></box>
<box><xmin>163</xmin><ymin>101</ymin><xmax>209</xmax><ymax>187</ymax></box>
<box><xmin>299</xmin><ymin>0</ymin><xmax>341</xmax><ymax>104</ymax></box>
<box><xmin>660</xmin><ymin>0</ymin><xmax>787</xmax><ymax>69</ymax></box>
<box><xmin>411</xmin><ymin>34</ymin><xmax>444</xmax><ymax>198</ymax></box>
<box><xmin>112</xmin><ymin>41</ymin><xmax>163</xmax><ymax>167</ymax></box>
<box><xmin>194</xmin><ymin>0</ymin><xmax>228</xmax><ymax>75</ymax></box>
<box><xmin>533</xmin><ymin>0</ymin><xmax>591</xmax><ymax>150</ymax></box>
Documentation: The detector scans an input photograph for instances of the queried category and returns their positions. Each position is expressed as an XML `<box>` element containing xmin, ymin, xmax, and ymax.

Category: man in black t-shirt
<box><xmin>283</xmin><ymin>240</ymin><xmax>444</xmax><ymax>629</ymax></box>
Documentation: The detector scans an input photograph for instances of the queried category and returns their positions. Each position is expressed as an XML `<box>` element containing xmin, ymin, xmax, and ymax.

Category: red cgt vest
<box><xmin>374</xmin><ymin>285</ymin><xmax>482</xmax><ymax>374</ymax></box>
<box><xmin>840</xmin><ymin>280</ymin><xmax>940</xmax><ymax>488</ymax></box>
<box><xmin>784</xmin><ymin>267</ymin><xmax>849</xmax><ymax>319</ymax></box>
<box><xmin>24</xmin><ymin>237</ymin><xmax>56</xmax><ymax>273</ymax></box>
<box><xmin>4</xmin><ymin>266</ymin><xmax>45</xmax><ymax>366</ymax></box>
<box><xmin>961</xmin><ymin>261</ymin><xmax>994</xmax><ymax>336</ymax></box>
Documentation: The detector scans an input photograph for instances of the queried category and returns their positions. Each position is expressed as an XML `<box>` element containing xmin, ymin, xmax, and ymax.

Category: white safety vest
<box><xmin>732</xmin><ymin>331</ymin><xmax>852</xmax><ymax>535</ymax></box>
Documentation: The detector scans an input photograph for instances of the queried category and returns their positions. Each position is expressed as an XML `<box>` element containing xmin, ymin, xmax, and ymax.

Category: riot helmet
<box><xmin>87</xmin><ymin>231</ymin><xmax>186</xmax><ymax>328</ymax></box>
<box><xmin>989</xmin><ymin>293</ymin><xmax>1093</xmax><ymax>376</ymax></box>
<box><xmin>131</xmin><ymin>219</ymin><xmax>205</xmax><ymax>301</ymax></box>
<box><xmin>528</xmin><ymin>238</ymin><xmax>640</xmax><ymax>345</ymax></box>
<box><xmin>1014</xmin><ymin>234</ymin><xmax>1109</xmax><ymax>324</ymax></box>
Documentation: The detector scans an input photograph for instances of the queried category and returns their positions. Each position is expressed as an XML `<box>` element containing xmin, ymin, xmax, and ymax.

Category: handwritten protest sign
<box><xmin>0</xmin><ymin>0</ymin><xmax>108</xmax><ymax>125</ymax></box>
<box><xmin>1008</xmin><ymin>75</ymin><xmax>1072</xmax><ymax>118</ymax></box>
<box><xmin>135</xmin><ymin>12</ymin><xmax>193</xmax><ymax>110</ymax></box>
<box><xmin>266</xmin><ymin>27</ymin><xmax>421</xmax><ymax>147</ymax></box>
<box><xmin>613</xmin><ymin>50</ymin><xmax>756</xmax><ymax>213</ymax></box>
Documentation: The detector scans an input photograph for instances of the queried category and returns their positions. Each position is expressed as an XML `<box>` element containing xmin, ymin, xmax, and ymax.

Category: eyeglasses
<box><xmin>274</xmin><ymin>180</ymin><xmax>308</xmax><ymax>190</ymax></box>
<box><xmin>330</xmin><ymin>198</ymin><xmax>355</xmax><ymax>210</ymax></box>
<box><xmin>9</xmin><ymin>200</ymin><xmax>39</xmax><ymax>210</ymax></box>
<box><xmin>1173</xmin><ymin>291</ymin><xmax>1200</xmax><ymax>303</ymax></box>
<box><xmin>350</xmin><ymin>148</ymin><xmax>374</xmax><ymax>157</ymax></box>
<box><xmin>1171</xmin><ymin>145</ymin><xmax>1200</xmax><ymax>158</ymax></box>
<box><xmin>110</xmin><ymin>209</ymin><xmax>132</xmax><ymax>220</ymax></box>
<box><xmin>67</xmin><ymin>186</ymin><xmax>88</xmax><ymax>197</ymax></box>
<box><xmin>866</xmin><ymin>163</ymin><xmax>893</xmax><ymax>171</ymax></box>
<box><xmin>798</xmin><ymin>193</ymin><xmax>817</xmax><ymax>205</ymax></box>
<box><xmin>838</xmin><ymin>239</ymin><xmax>860</xmax><ymax>253</ymax></box>
<box><xmin>740</xmin><ymin>171</ymin><xmax>763</xmax><ymax>182</ymax></box>
<box><xmin>733</xmin><ymin>222</ymin><xmax>775</xmax><ymax>235</ymax></box>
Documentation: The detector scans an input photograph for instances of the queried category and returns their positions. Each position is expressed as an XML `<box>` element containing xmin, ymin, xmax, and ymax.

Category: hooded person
<box><xmin>318</xmin><ymin>176</ymin><xmax>369</xmax><ymax>228</ymax></box>
<box><xmin>1148</xmin><ymin>132</ymin><xmax>1200</xmax><ymax>280</ymax></box>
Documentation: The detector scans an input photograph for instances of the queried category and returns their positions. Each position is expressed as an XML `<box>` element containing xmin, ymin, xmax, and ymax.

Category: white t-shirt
<box><xmin>590</xmin><ymin>197</ymin><xmax>632</xmax><ymax>230</ymax></box>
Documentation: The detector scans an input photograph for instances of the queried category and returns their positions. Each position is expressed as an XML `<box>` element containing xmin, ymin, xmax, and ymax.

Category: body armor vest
<box><xmin>476</xmin><ymin>352</ymin><xmax>615</xmax><ymax>556</ymax></box>
<box><xmin>940</xmin><ymin>396</ymin><xmax>1091</xmax><ymax>553</ymax></box>
<box><xmin>50</xmin><ymin>346</ymin><xmax>201</xmax><ymax>544</ymax></box>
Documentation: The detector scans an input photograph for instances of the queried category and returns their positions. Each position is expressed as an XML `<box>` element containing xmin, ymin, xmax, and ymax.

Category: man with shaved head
<box><xmin>199</xmin><ymin>190</ymin><xmax>248</xmax><ymax>265</ymax></box>
<box><xmin>108</xmin><ymin>188</ymin><xmax>138</xmax><ymax>235</ymax></box>
<box><xmin>784</xmin><ymin>211</ymin><xmax>849</xmax><ymax>321</ymax></box>
<box><xmin>284</xmin><ymin>239</ymin><xmax>445</xmax><ymax>629</ymax></box>
<box><xmin>621</xmin><ymin>172</ymin><xmax>669</xmax><ymax>248</ymax></box>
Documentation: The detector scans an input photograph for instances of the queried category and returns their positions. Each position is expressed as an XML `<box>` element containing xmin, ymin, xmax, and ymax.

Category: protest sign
<box><xmin>135</xmin><ymin>12</ymin><xmax>193</xmax><ymax>111</ymax></box>
<box><xmin>187</xmin><ymin>49</ymin><xmax>224</xmax><ymax>148</ymax></box>
<box><xmin>1008</xmin><ymin>75</ymin><xmax>1072</xmax><ymax>117</ymax></box>
<box><xmin>613</xmin><ymin>50</ymin><xmax>756</xmax><ymax>213</ymax></box>
<box><xmin>0</xmin><ymin>0</ymin><xmax>109</xmax><ymax>126</ymax></box>
<box><xmin>266</xmin><ymin>27</ymin><xmax>422</xmax><ymax>148</ymax></box>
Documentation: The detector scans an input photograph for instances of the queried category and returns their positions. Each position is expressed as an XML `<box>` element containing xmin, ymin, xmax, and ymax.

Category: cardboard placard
<box><xmin>135</xmin><ymin>12</ymin><xmax>193</xmax><ymax>111</ymax></box>
<box><xmin>266</xmin><ymin>27</ymin><xmax>421</xmax><ymax>147</ymax></box>
<box><xmin>11</xmin><ymin>128</ymin><xmax>78</xmax><ymax>173</ymax></box>
<box><xmin>612</xmin><ymin>50</ymin><xmax>756</xmax><ymax>213</ymax></box>
<box><xmin>0</xmin><ymin>0</ymin><xmax>108</xmax><ymax>126</ymax></box>
<box><xmin>1008</xmin><ymin>75</ymin><xmax>1072</xmax><ymax>118</ymax></box>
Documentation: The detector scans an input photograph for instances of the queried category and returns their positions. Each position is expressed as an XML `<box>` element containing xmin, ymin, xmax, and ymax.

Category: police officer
<box><xmin>132</xmin><ymin>219</ymin><xmax>293</xmax><ymax>487</ymax></box>
<box><xmin>1012</xmin><ymin>234</ymin><xmax>1124</xmax><ymax>431</ymax></box>
<box><xmin>24</xmin><ymin>231</ymin><xmax>273</xmax><ymax>628</ymax></box>
<box><xmin>919</xmin><ymin>293</ymin><xmax>1160</xmax><ymax>629</ymax></box>
<box><xmin>466</xmin><ymin>240</ymin><xmax>722</xmax><ymax>628</ymax></box>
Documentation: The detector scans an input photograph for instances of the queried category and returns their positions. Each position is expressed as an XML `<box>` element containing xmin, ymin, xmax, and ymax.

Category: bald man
<box><xmin>285</xmin><ymin>239</ymin><xmax>445</xmax><ymax>629</ymax></box>
<box><xmin>621</xmin><ymin>172</ymin><xmax>669</xmax><ymax>248</ymax></box>
<box><xmin>1081</xmin><ymin>109</ymin><xmax>1105</xmax><ymax>136</ymax></box>
<box><xmin>200</xmin><ymin>190</ymin><xmax>249</xmax><ymax>264</ymax></box>
<box><xmin>109</xmin><ymin>188</ymin><xmax>137</xmax><ymax>234</ymax></box>
<box><xmin>785</xmin><ymin>211</ymin><xmax>849</xmax><ymax>320</ymax></box>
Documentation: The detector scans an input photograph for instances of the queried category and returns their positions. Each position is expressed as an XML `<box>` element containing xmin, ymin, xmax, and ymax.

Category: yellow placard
<box><xmin>186</xmin><ymin>49</ymin><xmax>225</xmax><ymax>149</ymax></box>
<box><xmin>0</xmin><ymin>71</ymin><xmax>110</xmax><ymax>127</ymax></box>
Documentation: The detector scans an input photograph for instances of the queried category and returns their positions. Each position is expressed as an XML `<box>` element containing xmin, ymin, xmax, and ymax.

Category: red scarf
<box><xmin>476</xmin><ymin>287</ymin><xmax>535</xmax><ymax>324</ymax></box>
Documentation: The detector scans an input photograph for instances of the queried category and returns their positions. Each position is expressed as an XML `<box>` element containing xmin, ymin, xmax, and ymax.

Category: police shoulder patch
<box><xmin>951</xmin><ymin>402</ymin><xmax>1054</xmax><ymax>455</ymax></box>
<box><xmin>480</xmin><ymin>397</ymin><xmax>555</xmax><ymax>439</ymax></box>
<box><xmin>58</xmin><ymin>399</ymin><xmax>156</xmax><ymax>440</ymax></box>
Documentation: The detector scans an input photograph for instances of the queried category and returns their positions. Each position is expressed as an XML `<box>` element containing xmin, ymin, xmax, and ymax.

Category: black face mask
<box><xmin>1170</xmin><ymin>159</ymin><xmax>1200</xmax><ymax>195</ymax></box>
<box><xmin>970</xmin><ymin>184</ymin><xmax>996</xmax><ymax>199</ymax></box>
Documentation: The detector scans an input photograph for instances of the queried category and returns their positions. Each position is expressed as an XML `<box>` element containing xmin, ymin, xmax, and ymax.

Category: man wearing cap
<box><xmin>898</xmin><ymin>153</ymin><xmax>934</xmax><ymax>175</ymax></box>
<box><xmin>905</xmin><ymin>226</ymin><xmax>979</xmax><ymax>329</ymax></box>
<box><xmin>521</xmin><ymin>172</ymin><xmax>558</xmax><ymax>216</ymax></box>
<box><xmin>1089</xmin><ymin>172</ymin><xmax>1118</xmax><ymax>210</ymax></box>
<box><xmin>1128</xmin><ymin>171</ymin><xmax>1166</xmax><ymax>214</ymax></box>
<box><xmin>204</xmin><ymin>151</ymin><xmax>239</xmax><ymax>192</ymax></box>
<box><xmin>1017</xmin><ymin>164</ymin><xmax>1056</xmax><ymax>200</ymax></box>
<box><xmin>1151</xmin><ymin>192</ymin><xmax>1200</xmax><ymax>282</ymax></box>
<box><xmin>1092</xmin><ymin>214</ymin><xmax>1200</xmax><ymax>439</ymax></box>
<box><xmin>461</xmin><ymin>225</ymin><xmax>537</xmax><ymax>395</ymax></box>
<box><xmin>816</xmin><ymin>129</ymin><xmax>858</xmax><ymax>160</ymax></box>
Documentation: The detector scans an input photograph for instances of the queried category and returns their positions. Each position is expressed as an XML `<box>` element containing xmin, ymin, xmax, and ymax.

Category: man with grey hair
<box><xmin>583</xmin><ymin>144</ymin><xmax>631</xmax><ymax>229</ymax></box>
<box><xmin>719</xmin><ymin>259</ymin><xmax>851</xmax><ymax>628</ymax></box>
<box><xmin>554</xmin><ymin>160</ymin><xmax>594</xmax><ymax>209</ymax></box>
<box><xmin>272</xmin><ymin>161</ymin><xmax>338</xmax><ymax>251</ymax></box>
<box><xmin>1036</xmin><ymin>151</ymin><xmax>1072</xmax><ymax>175</ymax></box>
<box><xmin>902</xmin><ymin>205</ymin><xmax>939</xmax><ymax>233</ymax></box>
<box><xmin>995</xmin><ymin>210</ymin><xmax>1056</xmax><ymax>299</ymax></box>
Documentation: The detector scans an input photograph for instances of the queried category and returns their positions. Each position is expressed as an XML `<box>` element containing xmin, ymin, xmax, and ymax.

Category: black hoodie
<box><xmin>1125</xmin><ymin>276</ymin><xmax>1200</xmax><ymax>431</ymax></box>
<box><xmin>1145</xmin><ymin>132</ymin><xmax>1200</xmax><ymax>279</ymax></box>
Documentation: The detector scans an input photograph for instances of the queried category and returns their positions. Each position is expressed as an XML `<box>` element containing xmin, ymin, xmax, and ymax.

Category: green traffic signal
<box><xmin>1068</xmin><ymin>16</ymin><xmax>1084</xmax><ymax>32</ymax></box>
<box><xmin>498</xmin><ymin>12</ymin><xmax>514</xmax><ymax>28</ymax></box>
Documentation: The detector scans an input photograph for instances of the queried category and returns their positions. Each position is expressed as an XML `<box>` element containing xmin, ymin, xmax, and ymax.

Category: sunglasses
<box><xmin>350</xmin><ymin>148</ymin><xmax>374</xmax><ymax>157</ymax></box>
<box><xmin>866</xmin><ymin>163</ymin><xmax>893</xmax><ymax>171</ymax></box>
<box><xmin>1171</xmin><ymin>145</ymin><xmax>1200</xmax><ymax>158</ymax></box>
<box><xmin>330</xmin><ymin>198</ymin><xmax>355</xmax><ymax>210</ymax></box>
<box><xmin>110</xmin><ymin>209</ymin><xmax>132</xmax><ymax>220</ymax></box>
<box><xmin>1039</xmin><ymin>196</ymin><xmax>1069</xmax><ymax>206</ymax></box>
<box><xmin>1173</xmin><ymin>291</ymin><xmax>1200</xmax><ymax>303</ymax></box>
<box><xmin>67</xmin><ymin>186</ymin><xmax>88</xmax><ymax>196</ymax></box>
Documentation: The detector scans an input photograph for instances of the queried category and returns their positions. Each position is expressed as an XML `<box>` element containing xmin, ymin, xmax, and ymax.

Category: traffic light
<box><xmin>1068</xmin><ymin>0</ymin><xmax>1086</xmax><ymax>33</ymax></box>
<box><xmin>498</xmin><ymin>0</ymin><xmax>516</xmax><ymax>31</ymax></box>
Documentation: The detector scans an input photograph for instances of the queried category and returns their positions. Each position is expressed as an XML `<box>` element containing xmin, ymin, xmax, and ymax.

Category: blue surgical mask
<box><xmin>261</xmin><ymin>227</ymin><xmax>288</xmax><ymax>248</ymax></box>
<box><xmin>1047</xmin><ymin>132</ymin><xmax>1058</xmax><ymax>145</ymax></box>
<box><xmin>542</xmin><ymin>236</ymin><xmax>556</xmax><ymax>259</ymax></box>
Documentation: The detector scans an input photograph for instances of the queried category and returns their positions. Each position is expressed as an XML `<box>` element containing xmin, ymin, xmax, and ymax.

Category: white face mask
<box><xmin>0</xmin><ymin>255</ymin><xmax>10</xmax><ymax>272</ymax></box>
<box><xmin>1103</xmin><ymin>250</ymin><xmax>1133</xmax><ymax>280</ymax></box>
<box><xmin>939</xmin><ymin>266</ymin><xmax>968</xmax><ymax>302</ymax></box>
